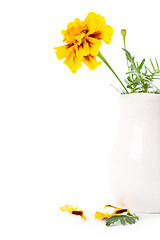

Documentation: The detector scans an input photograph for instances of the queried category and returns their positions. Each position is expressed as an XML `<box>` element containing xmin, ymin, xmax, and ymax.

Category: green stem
<box><xmin>123</xmin><ymin>37</ymin><xmax>129</xmax><ymax>72</ymax></box>
<box><xmin>123</xmin><ymin>36</ymin><xmax>126</xmax><ymax>49</ymax></box>
<box><xmin>97</xmin><ymin>51</ymin><xmax>129</xmax><ymax>94</ymax></box>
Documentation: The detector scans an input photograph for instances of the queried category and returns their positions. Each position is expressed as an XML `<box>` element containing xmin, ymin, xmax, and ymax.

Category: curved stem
<box><xmin>97</xmin><ymin>51</ymin><xmax>129</xmax><ymax>94</ymax></box>
<box><xmin>123</xmin><ymin>38</ymin><xmax>129</xmax><ymax>72</ymax></box>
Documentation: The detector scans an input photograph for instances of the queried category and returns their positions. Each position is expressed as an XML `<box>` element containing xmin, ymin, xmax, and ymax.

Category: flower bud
<box><xmin>121</xmin><ymin>29</ymin><xmax>127</xmax><ymax>38</ymax></box>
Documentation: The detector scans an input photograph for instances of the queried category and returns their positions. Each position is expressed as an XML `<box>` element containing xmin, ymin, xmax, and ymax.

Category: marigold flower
<box><xmin>94</xmin><ymin>205</ymin><xmax>130</xmax><ymax>220</ymax></box>
<box><xmin>60</xmin><ymin>204</ymin><xmax>86</xmax><ymax>221</ymax></box>
<box><xmin>54</xmin><ymin>12</ymin><xmax>113</xmax><ymax>73</ymax></box>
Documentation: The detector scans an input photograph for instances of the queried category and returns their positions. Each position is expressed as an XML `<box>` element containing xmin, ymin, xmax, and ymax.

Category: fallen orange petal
<box><xmin>60</xmin><ymin>204</ymin><xmax>87</xmax><ymax>221</ymax></box>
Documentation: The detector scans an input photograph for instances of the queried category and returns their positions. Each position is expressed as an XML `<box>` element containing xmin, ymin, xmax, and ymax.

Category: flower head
<box><xmin>54</xmin><ymin>12</ymin><xmax>113</xmax><ymax>73</ymax></box>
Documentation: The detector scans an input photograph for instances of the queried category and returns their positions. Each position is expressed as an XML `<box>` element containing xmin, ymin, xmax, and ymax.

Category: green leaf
<box><xmin>132</xmin><ymin>213</ymin><xmax>139</xmax><ymax>220</ymax></box>
<box><xmin>122</xmin><ymin>48</ymin><xmax>136</xmax><ymax>69</ymax></box>
<box><xmin>155</xmin><ymin>58</ymin><xmax>159</xmax><ymax>69</ymax></box>
<box><xmin>105</xmin><ymin>213</ymin><xmax>139</xmax><ymax>227</ymax></box>
<box><xmin>150</xmin><ymin>59</ymin><xmax>155</xmax><ymax>71</ymax></box>
<box><xmin>145</xmin><ymin>66</ymin><xmax>153</xmax><ymax>74</ymax></box>
<box><xmin>106</xmin><ymin>215</ymin><xmax>121</xmax><ymax>226</ymax></box>
<box><xmin>139</xmin><ymin>58</ymin><xmax>145</xmax><ymax>71</ymax></box>
<box><xmin>122</xmin><ymin>48</ymin><xmax>132</xmax><ymax>62</ymax></box>
<box><xmin>125</xmin><ymin>217</ymin><xmax>135</xmax><ymax>224</ymax></box>
<box><xmin>120</xmin><ymin>218</ymin><xmax>126</xmax><ymax>225</ymax></box>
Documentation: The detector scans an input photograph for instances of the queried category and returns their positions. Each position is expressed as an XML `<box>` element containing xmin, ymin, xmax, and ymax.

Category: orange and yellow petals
<box><xmin>60</xmin><ymin>205</ymin><xmax>86</xmax><ymax>221</ymax></box>
<box><xmin>104</xmin><ymin>205</ymin><xmax>130</xmax><ymax>213</ymax></box>
<box><xmin>95</xmin><ymin>205</ymin><xmax>130</xmax><ymax>221</ymax></box>
<box><xmin>75</xmin><ymin>42</ymin><xmax>90</xmax><ymax>60</ymax></box>
<box><xmin>94</xmin><ymin>211</ymin><xmax>111</xmax><ymax>220</ymax></box>
<box><xmin>75</xmin><ymin>32</ymin><xmax>86</xmax><ymax>45</ymax></box>
<box><xmin>55</xmin><ymin>42</ymin><xmax>89</xmax><ymax>74</ymax></box>
<box><xmin>64</xmin><ymin>42</ymin><xmax>91</xmax><ymax>73</ymax></box>
<box><xmin>81</xmin><ymin>214</ymin><xmax>87</xmax><ymax>221</ymax></box>
<box><xmin>54</xmin><ymin>44</ymin><xmax>74</xmax><ymax>60</ymax></box>
<box><xmin>83</xmin><ymin>54</ymin><xmax>101</xmax><ymax>70</ymax></box>
<box><xmin>63</xmin><ymin>55</ymin><xmax>82</xmax><ymax>74</ymax></box>
<box><xmin>113</xmin><ymin>208</ymin><xmax>130</xmax><ymax>216</ymax></box>
<box><xmin>86</xmin><ymin>37</ymin><xmax>102</xmax><ymax>56</ymax></box>
<box><xmin>94</xmin><ymin>212</ymin><xmax>106</xmax><ymax>219</ymax></box>
<box><xmin>84</xmin><ymin>12</ymin><xmax>113</xmax><ymax>45</ymax></box>
<box><xmin>104</xmin><ymin>205</ymin><xmax>130</xmax><ymax>217</ymax></box>
<box><xmin>72</xmin><ymin>210</ymin><xmax>87</xmax><ymax>221</ymax></box>
<box><xmin>54</xmin><ymin>12</ymin><xmax>113</xmax><ymax>73</ymax></box>
<box><xmin>63</xmin><ymin>48</ymin><xmax>82</xmax><ymax>74</ymax></box>
<box><xmin>101</xmin><ymin>25</ymin><xmax>114</xmax><ymax>44</ymax></box>
<box><xmin>60</xmin><ymin>204</ymin><xmax>77</xmax><ymax>213</ymax></box>
<box><xmin>104</xmin><ymin>204</ymin><xmax>120</xmax><ymax>211</ymax></box>
<box><xmin>62</xmin><ymin>18</ymin><xmax>86</xmax><ymax>44</ymax></box>
<box><xmin>84</xmin><ymin>12</ymin><xmax>106</xmax><ymax>35</ymax></box>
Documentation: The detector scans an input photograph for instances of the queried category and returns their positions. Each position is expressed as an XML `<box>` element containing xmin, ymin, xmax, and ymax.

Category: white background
<box><xmin>0</xmin><ymin>0</ymin><xmax>160</xmax><ymax>239</ymax></box>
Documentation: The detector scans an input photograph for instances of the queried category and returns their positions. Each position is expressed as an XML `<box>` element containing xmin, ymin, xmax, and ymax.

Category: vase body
<box><xmin>110</xmin><ymin>93</ymin><xmax>160</xmax><ymax>213</ymax></box>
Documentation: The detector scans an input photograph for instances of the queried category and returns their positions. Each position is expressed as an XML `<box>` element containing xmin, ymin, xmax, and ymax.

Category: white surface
<box><xmin>0</xmin><ymin>0</ymin><xmax>160</xmax><ymax>239</ymax></box>
<box><xmin>111</xmin><ymin>94</ymin><xmax>160</xmax><ymax>212</ymax></box>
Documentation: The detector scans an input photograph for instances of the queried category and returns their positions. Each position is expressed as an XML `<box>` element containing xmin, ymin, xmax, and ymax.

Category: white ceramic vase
<box><xmin>110</xmin><ymin>93</ymin><xmax>160</xmax><ymax>213</ymax></box>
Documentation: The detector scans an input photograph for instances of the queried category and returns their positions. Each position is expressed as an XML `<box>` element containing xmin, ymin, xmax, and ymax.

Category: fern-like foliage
<box><xmin>105</xmin><ymin>213</ymin><xmax>139</xmax><ymax>226</ymax></box>
<box><xmin>123</xmin><ymin>48</ymin><xmax>160</xmax><ymax>94</ymax></box>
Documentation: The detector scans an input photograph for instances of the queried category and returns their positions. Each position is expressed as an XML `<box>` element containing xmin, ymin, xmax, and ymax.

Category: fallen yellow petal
<box><xmin>111</xmin><ymin>208</ymin><xmax>130</xmax><ymax>216</ymax></box>
<box><xmin>95</xmin><ymin>205</ymin><xmax>130</xmax><ymax>221</ymax></box>
<box><xmin>60</xmin><ymin>204</ymin><xmax>87</xmax><ymax>221</ymax></box>
<box><xmin>60</xmin><ymin>204</ymin><xmax>77</xmax><ymax>213</ymax></box>
<box><xmin>104</xmin><ymin>204</ymin><xmax>120</xmax><ymax>211</ymax></box>
<box><xmin>94</xmin><ymin>211</ymin><xmax>111</xmax><ymax>220</ymax></box>
<box><xmin>104</xmin><ymin>204</ymin><xmax>130</xmax><ymax>216</ymax></box>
